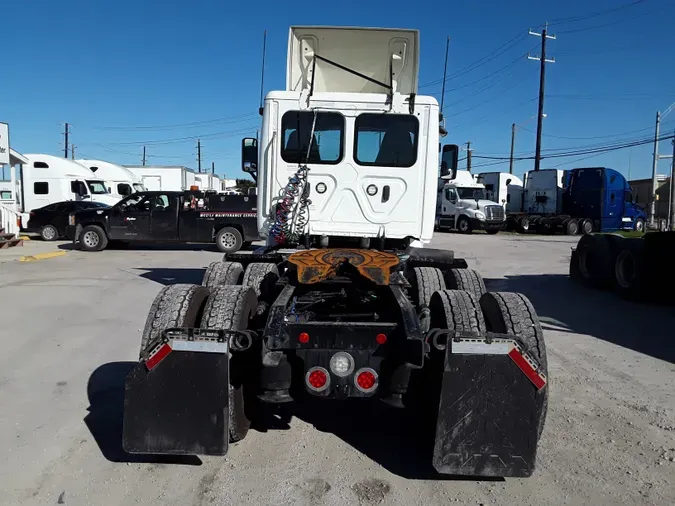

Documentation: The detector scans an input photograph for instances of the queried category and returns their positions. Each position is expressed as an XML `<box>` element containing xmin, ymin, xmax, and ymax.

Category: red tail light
<box><xmin>354</xmin><ymin>368</ymin><xmax>379</xmax><ymax>393</ymax></box>
<box><xmin>305</xmin><ymin>366</ymin><xmax>329</xmax><ymax>392</ymax></box>
<box><xmin>376</xmin><ymin>333</ymin><xmax>387</xmax><ymax>345</ymax></box>
<box><xmin>298</xmin><ymin>332</ymin><xmax>310</xmax><ymax>344</ymax></box>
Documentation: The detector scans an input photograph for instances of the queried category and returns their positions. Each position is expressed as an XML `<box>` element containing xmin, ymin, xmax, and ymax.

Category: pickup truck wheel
<box><xmin>202</xmin><ymin>261</ymin><xmax>244</xmax><ymax>289</ymax></box>
<box><xmin>139</xmin><ymin>283</ymin><xmax>209</xmax><ymax>356</ymax></box>
<box><xmin>216</xmin><ymin>227</ymin><xmax>243</xmax><ymax>253</ymax></box>
<box><xmin>479</xmin><ymin>291</ymin><xmax>548</xmax><ymax>439</ymax></box>
<box><xmin>200</xmin><ymin>285</ymin><xmax>258</xmax><ymax>443</ymax></box>
<box><xmin>80</xmin><ymin>225</ymin><xmax>108</xmax><ymax>251</ymax></box>
<box><xmin>40</xmin><ymin>224</ymin><xmax>59</xmax><ymax>241</ymax></box>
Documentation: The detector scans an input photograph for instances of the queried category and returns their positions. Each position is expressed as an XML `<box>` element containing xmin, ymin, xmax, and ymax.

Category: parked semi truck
<box><xmin>435</xmin><ymin>160</ymin><xmax>506</xmax><ymax>234</ymax></box>
<box><xmin>121</xmin><ymin>26</ymin><xmax>549</xmax><ymax>478</ymax></box>
<box><xmin>76</xmin><ymin>159</ymin><xmax>146</xmax><ymax>196</ymax></box>
<box><xmin>502</xmin><ymin>167</ymin><xmax>646</xmax><ymax>235</ymax></box>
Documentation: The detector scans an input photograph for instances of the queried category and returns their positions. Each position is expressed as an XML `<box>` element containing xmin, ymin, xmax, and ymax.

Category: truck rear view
<box><xmin>121</xmin><ymin>25</ymin><xmax>549</xmax><ymax>479</ymax></box>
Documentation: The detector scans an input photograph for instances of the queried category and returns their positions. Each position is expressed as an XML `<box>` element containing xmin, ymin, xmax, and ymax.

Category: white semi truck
<box><xmin>435</xmin><ymin>166</ymin><xmax>506</xmax><ymax>234</ymax></box>
<box><xmin>76</xmin><ymin>159</ymin><xmax>146</xmax><ymax>196</ymax></box>
<box><xmin>122</xmin><ymin>25</ymin><xmax>549</xmax><ymax>479</ymax></box>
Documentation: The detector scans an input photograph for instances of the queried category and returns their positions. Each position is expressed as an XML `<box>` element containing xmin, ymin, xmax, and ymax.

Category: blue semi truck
<box><xmin>502</xmin><ymin>167</ymin><xmax>647</xmax><ymax>235</ymax></box>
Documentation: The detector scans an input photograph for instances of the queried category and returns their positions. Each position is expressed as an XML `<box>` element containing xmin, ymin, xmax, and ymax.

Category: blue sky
<box><xmin>4</xmin><ymin>0</ymin><xmax>675</xmax><ymax>182</ymax></box>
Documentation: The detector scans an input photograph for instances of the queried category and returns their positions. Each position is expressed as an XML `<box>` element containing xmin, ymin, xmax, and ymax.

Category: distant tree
<box><xmin>236</xmin><ymin>178</ymin><xmax>256</xmax><ymax>193</ymax></box>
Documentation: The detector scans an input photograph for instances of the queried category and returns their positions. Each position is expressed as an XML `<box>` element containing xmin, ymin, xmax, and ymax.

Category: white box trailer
<box><xmin>76</xmin><ymin>159</ymin><xmax>145</xmax><ymax>196</ymax></box>
<box><xmin>523</xmin><ymin>169</ymin><xmax>565</xmax><ymax>215</ymax></box>
<box><xmin>124</xmin><ymin>165</ymin><xmax>196</xmax><ymax>192</ymax></box>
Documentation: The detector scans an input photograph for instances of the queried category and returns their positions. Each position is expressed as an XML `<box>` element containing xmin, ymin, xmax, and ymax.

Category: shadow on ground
<box><xmin>84</xmin><ymin>362</ymin><xmax>202</xmax><ymax>466</ymax></box>
<box><xmin>59</xmin><ymin>242</ymin><xmax>222</xmax><ymax>252</ymax></box>
<box><xmin>135</xmin><ymin>267</ymin><xmax>206</xmax><ymax>285</ymax></box>
<box><xmin>486</xmin><ymin>274</ymin><xmax>675</xmax><ymax>364</ymax></box>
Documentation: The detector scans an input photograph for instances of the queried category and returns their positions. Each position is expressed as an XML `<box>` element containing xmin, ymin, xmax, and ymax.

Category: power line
<box><xmin>546</xmin><ymin>0</ymin><xmax>647</xmax><ymax>26</ymax></box>
<box><xmin>556</xmin><ymin>2</ymin><xmax>674</xmax><ymax>34</ymax></box>
<box><xmin>85</xmin><ymin>112</ymin><xmax>258</xmax><ymax>132</ymax></box>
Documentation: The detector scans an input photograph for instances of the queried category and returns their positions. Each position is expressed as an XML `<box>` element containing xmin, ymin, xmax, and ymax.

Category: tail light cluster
<box><xmin>305</xmin><ymin>351</ymin><xmax>380</xmax><ymax>395</ymax></box>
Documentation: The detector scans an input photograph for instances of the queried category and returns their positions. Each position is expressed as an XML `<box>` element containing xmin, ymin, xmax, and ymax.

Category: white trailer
<box><xmin>76</xmin><ymin>159</ymin><xmax>146</xmax><ymax>196</ymax></box>
<box><xmin>124</xmin><ymin>165</ymin><xmax>196</xmax><ymax>192</ymax></box>
<box><xmin>523</xmin><ymin>169</ymin><xmax>566</xmax><ymax>215</ymax></box>
<box><xmin>476</xmin><ymin>172</ymin><xmax>524</xmax><ymax>213</ymax></box>
<box><xmin>20</xmin><ymin>154</ymin><xmax>122</xmax><ymax>219</ymax></box>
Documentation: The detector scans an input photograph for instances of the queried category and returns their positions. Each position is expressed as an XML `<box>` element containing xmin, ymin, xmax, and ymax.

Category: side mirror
<box><xmin>241</xmin><ymin>138</ymin><xmax>258</xmax><ymax>181</ymax></box>
<box><xmin>441</xmin><ymin>144</ymin><xmax>459</xmax><ymax>179</ymax></box>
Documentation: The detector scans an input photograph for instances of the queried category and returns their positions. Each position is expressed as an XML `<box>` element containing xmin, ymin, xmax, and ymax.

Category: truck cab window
<box><xmin>34</xmin><ymin>182</ymin><xmax>49</xmax><ymax>195</ymax></box>
<box><xmin>354</xmin><ymin>114</ymin><xmax>418</xmax><ymax>167</ymax></box>
<box><xmin>457</xmin><ymin>188</ymin><xmax>486</xmax><ymax>200</ymax></box>
<box><xmin>117</xmin><ymin>183</ymin><xmax>133</xmax><ymax>196</ymax></box>
<box><xmin>445</xmin><ymin>188</ymin><xmax>457</xmax><ymax>203</ymax></box>
<box><xmin>86</xmin><ymin>180</ymin><xmax>108</xmax><ymax>195</ymax></box>
<box><xmin>119</xmin><ymin>194</ymin><xmax>150</xmax><ymax>212</ymax></box>
<box><xmin>281</xmin><ymin>111</ymin><xmax>344</xmax><ymax>164</ymax></box>
<box><xmin>151</xmin><ymin>194</ymin><xmax>173</xmax><ymax>211</ymax></box>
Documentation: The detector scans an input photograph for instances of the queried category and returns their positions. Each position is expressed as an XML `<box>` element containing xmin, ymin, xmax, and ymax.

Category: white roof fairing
<box><xmin>287</xmin><ymin>26</ymin><xmax>420</xmax><ymax>95</ymax></box>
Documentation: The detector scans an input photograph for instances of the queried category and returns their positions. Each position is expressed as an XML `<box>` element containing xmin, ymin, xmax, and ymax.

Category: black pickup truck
<box><xmin>68</xmin><ymin>190</ymin><xmax>259</xmax><ymax>253</ymax></box>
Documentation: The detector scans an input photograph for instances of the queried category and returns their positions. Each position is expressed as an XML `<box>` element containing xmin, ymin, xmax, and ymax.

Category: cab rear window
<box><xmin>281</xmin><ymin>111</ymin><xmax>344</xmax><ymax>165</ymax></box>
<box><xmin>354</xmin><ymin>114</ymin><xmax>419</xmax><ymax>168</ymax></box>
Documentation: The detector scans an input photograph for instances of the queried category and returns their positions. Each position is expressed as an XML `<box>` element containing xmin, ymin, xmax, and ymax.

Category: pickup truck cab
<box><xmin>68</xmin><ymin>189</ymin><xmax>259</xmax><ymax>252</ymax></box>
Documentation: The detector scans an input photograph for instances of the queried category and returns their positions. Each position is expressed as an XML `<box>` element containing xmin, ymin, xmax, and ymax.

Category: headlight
<box><xmin>475</xmin><ymin>211</ymin><xmax>485</xmax><ymax>220</ymax></box>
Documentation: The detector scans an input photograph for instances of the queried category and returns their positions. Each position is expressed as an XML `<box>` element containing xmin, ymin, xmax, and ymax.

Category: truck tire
<box><xmin>518</xmin><ymin>217</ymin><xmax>530</xmax><ymax>234</ymax></box>
<box><xmin>40</xmin><ymin>224</ymin><xmax>59</xmax><ymax>241</ymax></box>
<box><xmin>579</xmin><ymin>219</ymin><xmax>593</xmax><ymax>235</ymax></box>
<box><xmin>202</xmin><ymin>261</ymin><xmax>244</xmax><ymax>289</ymax></box>
<box><xmin>479</xmin><ymin>291</ymin><xmax>548</xmax><ymax>439</ymax></box>
<box><xmin>215</xmin><ymin>227</ymin><xmax>243</xmax><ymax>254</ymax></box>
<box><xmin>613</xmin><ymin>238</ymin><xmax>646</xmax><ymax>301</ymax></box>
<box><xmin>201</xmin><ymin>285</ymin><xmax>258</xmax><ymax>443</ymax></box>
<box><xmin>242</xmin><ymin>262</ymin><xmax>280</xmax><ymax>298</ymax></box>
<box><xmin>139</xmin><ymin>283</ymin><xmax>209</xmax><ymax>356</ymax></box>
<box><xmin>79</xmin><ymin>224</ymin><xmax>108</xmax><ymax>252</ymax></box>
<box><xmin>634</xmin><ymin>217</ymin><xmax>645</xmax><ymax>233</ymax></box>
<box><xmin>457</xmin><ymin>216</ymin><xmax>472</xmax><ymax>234</ymax></box>
<box><xmin>444</xmin><ymin>268</ymin><xmax>486</xmax><ymax>301</ymax></box>
<box><xmin>575</xmin><ymin>234</ymin><xmax>616</xmax><ymax>288</ymax></box>
<box><xmin>429</xmin><ymin>289</ymin><xmax>486</xmax><ymax>335</ymax></box>
<box><xmin>564</xmin><ymin>218</ymin><xmax>579</xmax><ymax>236</ymax></box>
<box><xmin>406</xmin><ymin>266</ymin><xmax>446</xmax><ymax>311</ymax></box>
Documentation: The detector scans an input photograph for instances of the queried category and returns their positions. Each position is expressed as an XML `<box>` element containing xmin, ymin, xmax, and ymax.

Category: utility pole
<box><xmin>466</xmin><ymin>141</ymin><xmax>472</xmax><ymax>171</ymax></box>
<box><xmin>197</xmin><ymin>140</ymin><xmax>202</xmax><ymax>173</ymax></box>
<box><xmin>142</xmin><ymin>146</ymin><xmax>146</xmax><ymax>166</ymax></box>
<box><xmin>528</xmin><ymin>23</ymin><xmax>556</xmax><ymax>171</ymax></box>
<box><xmin>669</xmin><ymin>134</ymin><xmax>675</xmax><ymax>231</ymax></box>
<box><xmin>211</xmin><ymin>161</ymin><xmax>215</xmax><ymax>175</ymax></box>
<box><xmin>71</xmin><ymin>144</ymin><xmax>75</xmax><ymax>160</ymax></box>
<box><xmin>509</xmin><ymin>123</ymin><xmax>516</xmax><ymax>174</ymax></box>
<box><xmin>63</xmin><ymin>123</ymin><xmax>69</xmax><ymax>158</ymax></box>
<box><xmin>650</xmin><ymin>111</ymin><xmax>661</xmax><ymax>226</ymax></box>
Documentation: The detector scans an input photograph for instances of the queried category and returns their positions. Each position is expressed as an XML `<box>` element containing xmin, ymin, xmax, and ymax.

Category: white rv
<box><xmin>436</xmin><ymin>169</ymin><xmax>506</xmax><ymax>234</ymax></box>
<box><xmin>20</xmin><ymin>154</ymin><xmax>122</xmax><ymax>215</ymax></box>
<box><xmin>475</xmin><ymin>172</ymin><xmax>524</xmax><ymax>213</ymax></box>
<box><xmin>76</xmin><ymin>159</ymin><xmax>146</xmax><ymax>196</ymax></box>
<box><xmin>124</xmin><ymin>165</ymin><xmax>196</xmax><ymax>192</ymax></box>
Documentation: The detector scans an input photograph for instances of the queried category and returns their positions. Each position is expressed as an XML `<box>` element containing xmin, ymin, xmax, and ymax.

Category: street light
<box><xmin>510</xmin><ymin>114</ymin><xmax>547</xmax><ymax>174</ymax></box>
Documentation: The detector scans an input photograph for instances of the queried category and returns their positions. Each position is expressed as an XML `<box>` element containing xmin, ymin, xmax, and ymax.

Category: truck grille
<box><xmin>485</xmin><ymin>205</ymin><xmax>505</xmax><ymax>221</ymax></box>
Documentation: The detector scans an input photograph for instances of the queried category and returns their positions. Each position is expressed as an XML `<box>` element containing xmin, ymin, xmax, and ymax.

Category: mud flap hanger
<box><xmin>425</xmin><ymin>330</ymin><xmax>548</xmax><ymax>391</ymax></box>
<box><xmin>142</xmin><ymin>328</ymin><xmax>258</xmax><ymax>371</ymax></box>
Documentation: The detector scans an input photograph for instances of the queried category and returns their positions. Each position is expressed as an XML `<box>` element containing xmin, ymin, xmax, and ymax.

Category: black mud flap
<box><xmin>432</xmin><ymin>334</ymin><xmax>547</xmax><ymax>478</ymax></box>
<box><xmin>122</xmin><ymin>343</ymin><xmax>230</xmax><ymax>456</ymax></box>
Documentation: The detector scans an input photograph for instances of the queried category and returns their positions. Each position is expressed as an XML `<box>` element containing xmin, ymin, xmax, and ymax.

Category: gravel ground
<box><xmin>0</xmin><ymin>233</ymin><xmax>673</xmax><ymax>506</ymax></box>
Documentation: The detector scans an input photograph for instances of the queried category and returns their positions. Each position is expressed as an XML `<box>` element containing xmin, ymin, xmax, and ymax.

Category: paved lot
<box><xmin>0</xmin><ymin>233</ymin><xmax>674</xmax><ymax>506</ymax></box>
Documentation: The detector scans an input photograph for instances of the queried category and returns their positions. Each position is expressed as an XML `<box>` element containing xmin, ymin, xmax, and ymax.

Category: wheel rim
<box><xmin>636</xmin><ymin>220</ymin><xmax>644</xmax><ymax>232</ymax></box>
<box><xmin>583</xmin><ymin>221</ymin><xmax>593</xmax><ymax>234</ymax></box>
<box><xmin>459</xmin><ymin>220</ymin><xmax>468</xmax><ymax>232</ymax></box>
<box><xmin>522</xmin><ymin>219</ymin><xmax>529</xmax><ymax>230</ymax></box>
<box><xmin>82</xmin><ymin>230</ymin><xmax>99</xmax><ymax>248</ymax></box>
<box><xmin>615</xmin><ymin>250</ymin><xmax>635</xmax><ymax>288</ymax></box>
<box><xmin>568</xmin><ymin>222</ymin><xmax>578</xmax><ymax>235</ymax></box>
<box><xmin>43</xmin><ymin>226</ymin><xmax>56</xmax><ymax>240</ymax></box>
<box><xmin>219</xmin><ymin>232</ymin><xmax>237</xmax><ymax>249</ymax></box>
